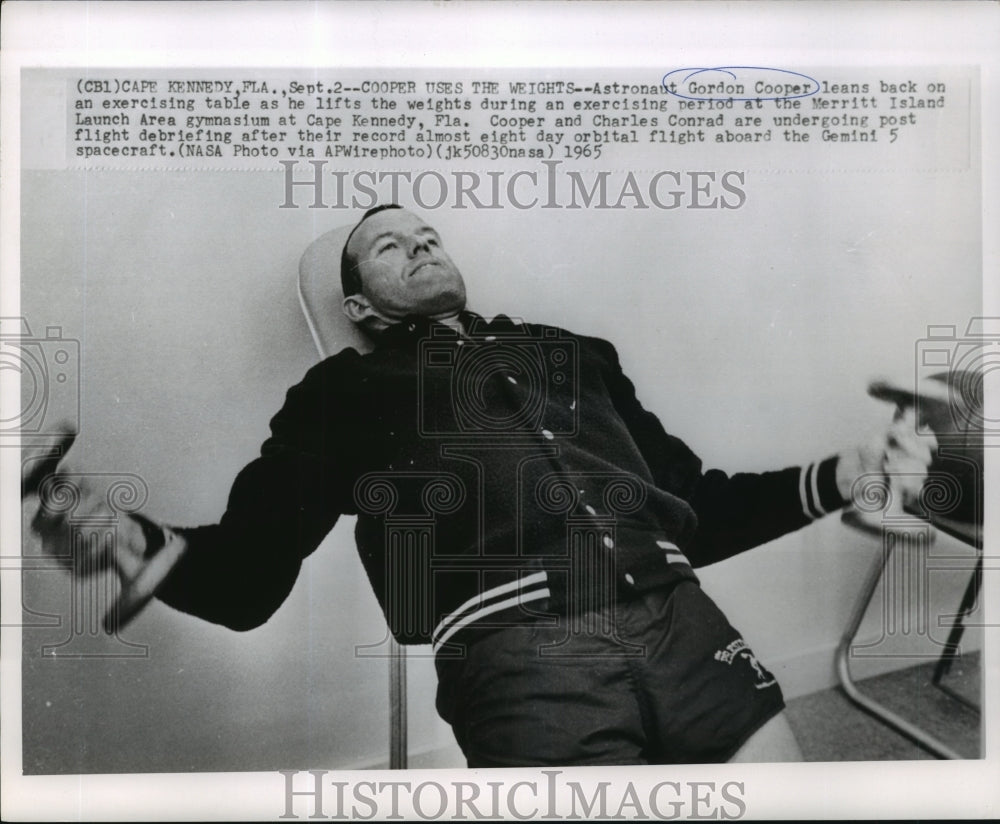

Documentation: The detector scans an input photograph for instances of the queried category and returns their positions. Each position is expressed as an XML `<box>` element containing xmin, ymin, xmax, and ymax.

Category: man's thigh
<box><xmin>616</xmin><ymin>582</ymin><xmax>789</xmax><ymax>764</ymax></box>
<box><xmin>436</xmin><ymin>583</ymin><xmax>790</xmax><ymax>766</ymax></box>
<box><xmin>727</xmin><ymin>711</ymin><xmax>804</xmax><ymax>762</ymax></box>
<box><xmin>438</xmin><ymin>621</ymin><xmax>649</xmax><ymax>767</ymax></box>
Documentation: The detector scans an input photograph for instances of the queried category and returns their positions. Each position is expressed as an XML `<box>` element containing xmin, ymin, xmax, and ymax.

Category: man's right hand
<box><xmin>22</xmin><ymin>426</ymin><xmax>183</xmax><ymax>630</ymax></box>
<box><xmin>835</xmin><ymin>408</ymin><xmax>936</xmax><ymax>507</ymax></box>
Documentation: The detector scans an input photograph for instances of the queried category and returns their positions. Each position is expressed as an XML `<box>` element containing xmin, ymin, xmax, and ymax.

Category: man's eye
<box><xmin>426</xmin><ymin>237</ymin><xmax>439</xmax><ymax>246</ymax></box>
<box><xmin>377</xmin><ymin>241</ymin><xmax>398</xmax><ymax>254</ymax></box>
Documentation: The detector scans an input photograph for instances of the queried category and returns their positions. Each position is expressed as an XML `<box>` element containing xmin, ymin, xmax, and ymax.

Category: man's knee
<box><xmin>728</xmin><ymin>711</ymin><xmax>803</xmax><ymax>763</ymax></box>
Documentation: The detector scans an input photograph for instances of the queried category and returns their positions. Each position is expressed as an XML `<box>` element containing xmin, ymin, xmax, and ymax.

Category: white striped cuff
<box><xmin>656</xmin><ymin>539</ymin><xmax>691</xmax><ymax>567</ymax></box>
<box><xmin>798</xmin><ymin>462</ymin><xmax>826</xmax><ymax>520</ymax></box>
<box><xmin>432</xmin><ymin>571</ymin><xmax>549</xmax><ymax>654</ymax></box>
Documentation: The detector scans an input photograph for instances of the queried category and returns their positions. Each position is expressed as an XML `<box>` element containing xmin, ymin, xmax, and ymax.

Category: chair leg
<box><xmin>836</xmin><ymin>529</ymin><xmax>964</xmax><ymax>759</ymax></box>
<box><xmin>931</xmin><ymin>556</ymin><xmax>982</xmax><ymax>714</ymax></box>
<box><xmin>389</xmin><ymin>638</ymin><xmax>407</xmax><ymax>769</ymax></box>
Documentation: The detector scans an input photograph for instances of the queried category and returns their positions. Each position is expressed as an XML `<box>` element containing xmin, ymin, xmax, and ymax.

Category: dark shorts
<box><xmin>434</xmin><ymin>581</ymin><xmax>785</xmax><ymax>767</ymax></box>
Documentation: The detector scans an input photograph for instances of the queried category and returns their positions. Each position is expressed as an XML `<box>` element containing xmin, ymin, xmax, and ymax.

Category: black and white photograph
<box><xmin>2</xmin><ymin>2</ymin><xmax>997</xmax><ymax>820</ymax></box>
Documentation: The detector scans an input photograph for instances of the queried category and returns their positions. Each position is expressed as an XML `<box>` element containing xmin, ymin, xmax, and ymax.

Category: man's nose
<box><xmin>408</xmin><ymin>235</ymin><xmax>431</xmax><ymax>256</ymax></box>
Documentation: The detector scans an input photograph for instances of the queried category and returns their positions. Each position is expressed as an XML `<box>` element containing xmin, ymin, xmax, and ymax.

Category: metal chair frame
<box><xmin>837</xmin><ymin>509</ymin><xmax>982</xmax><ymax>760</ymax></box>
<box><xmin>298</xmin><ymin>230</ymin><xmax>408</xmax><ymax>770</ymax></box>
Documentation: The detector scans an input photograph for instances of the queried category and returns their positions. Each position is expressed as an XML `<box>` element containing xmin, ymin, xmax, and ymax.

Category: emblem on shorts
<box><xmin>714</xmin><ymin>638</ymin><xmax>777</xmax><ymax>690</ymax></box>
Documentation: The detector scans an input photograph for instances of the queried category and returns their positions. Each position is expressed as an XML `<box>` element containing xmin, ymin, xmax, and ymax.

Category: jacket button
<box><xmin>603</xmin><ymin>536</ymin><xmax>614</xmax><ymax>549</ymax></box>
<box><xmin>541</xmin><ymin>429</ymin><xmax>554</xmax><ymax>440</ymax></box>
<box><xmin>624</xmin><ymin>573</ymin><xmax>635</xmax><ymax>585</ymax></box>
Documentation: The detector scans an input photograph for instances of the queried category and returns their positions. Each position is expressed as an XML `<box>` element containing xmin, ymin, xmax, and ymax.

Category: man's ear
<box><xmin>342</xmin><ymin>293</ymin><xmax>375</xmax><ymax>324</ymax></box>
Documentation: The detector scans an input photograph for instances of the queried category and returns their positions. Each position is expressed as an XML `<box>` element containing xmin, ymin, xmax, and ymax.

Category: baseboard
<box><xmin>769</xmin><ymin>632</ymin><xmax>982</xmax><ymax>701</ymax></box>
<box><xmin>334</xmin><ymin>740</ymin><xmax>466</xmax><ymax>771</ymax></box>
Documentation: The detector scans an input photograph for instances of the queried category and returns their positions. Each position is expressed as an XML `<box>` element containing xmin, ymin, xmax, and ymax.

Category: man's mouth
<box><xmin>408</xmin><ymin>260</ymin><xmax>441</xmax><ymax>277</ymax></box>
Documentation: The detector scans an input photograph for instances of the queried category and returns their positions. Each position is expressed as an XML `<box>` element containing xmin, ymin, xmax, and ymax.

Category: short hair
<box><xmin>340</xmin><ymin>204</ymin><xmax>404</xmax><ymax>297</ymax></box>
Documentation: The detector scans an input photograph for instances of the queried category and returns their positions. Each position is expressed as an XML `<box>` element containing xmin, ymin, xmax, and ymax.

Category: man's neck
<box><xmin>432</xmin><ymin>312</ymin><xmax>466</xmax><ymax>334</ymax></box>
<box><xmin>366</xmin><ymin>309</ymin><xmax>470</xmax><ymax>340</ymax></box>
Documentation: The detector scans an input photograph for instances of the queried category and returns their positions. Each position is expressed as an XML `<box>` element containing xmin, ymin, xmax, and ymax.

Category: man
<box><xmin>26</xmin><ymin>205</ymin><xmax>934</xmax><ymax>766</ymax></box>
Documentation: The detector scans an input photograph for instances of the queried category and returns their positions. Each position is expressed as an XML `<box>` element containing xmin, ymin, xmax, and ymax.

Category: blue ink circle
<box><xmin>661</xmin><ymin>67</ymin><xmax>821</xmax><ymax>102</ymax></box>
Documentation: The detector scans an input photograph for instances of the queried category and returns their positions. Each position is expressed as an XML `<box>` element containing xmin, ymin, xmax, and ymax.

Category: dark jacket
<box><xmin>157</xmin><ymin>312</ymin><xmax>844</xmax><ymax>648</ymax></box>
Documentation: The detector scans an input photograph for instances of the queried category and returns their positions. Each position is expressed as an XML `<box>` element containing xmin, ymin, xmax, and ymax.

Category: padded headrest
<box><xmin>298</xmin><ymin>223</ymin><xmax>371</xmax><ymax>357</ymax></box>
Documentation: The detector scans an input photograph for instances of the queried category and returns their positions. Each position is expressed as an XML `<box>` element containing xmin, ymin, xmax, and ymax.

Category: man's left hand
<box><xmin>835</xmin><ymin>408</ymin><xmax>937</xmax><ymax>509</ymax></box>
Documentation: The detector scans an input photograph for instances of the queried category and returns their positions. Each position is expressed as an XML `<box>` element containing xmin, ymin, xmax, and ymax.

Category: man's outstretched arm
<box><xmin>154</xmin><ymin>457</ymin><xmax>347</xmax><ymax>630</ymax></box>
<box><xmin>597</xmin><ymin>337</ymin><xmax>933</xmax><ymax>567</ymax></box>
<box><xmin>26</xmin><ymin>356</ymin><xmax>358</xmax><ymax>631</ymax></box>
<box><xmin>157</xmin><ymin>356</ymin><xmax>363</xmax><ymax>628</ymax></box>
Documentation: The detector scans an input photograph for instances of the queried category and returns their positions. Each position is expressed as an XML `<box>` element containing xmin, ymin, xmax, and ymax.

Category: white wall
<box><xmin>19</xmin><ymin>164</ymin><xmax>980</xmax><ymax>772</ymax></box>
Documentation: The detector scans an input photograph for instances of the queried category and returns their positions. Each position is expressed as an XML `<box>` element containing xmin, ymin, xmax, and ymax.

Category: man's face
<box><xmin>347</xmin><ymin>209</ymin><xmax>467</xmax><ymax>320</ymax></box>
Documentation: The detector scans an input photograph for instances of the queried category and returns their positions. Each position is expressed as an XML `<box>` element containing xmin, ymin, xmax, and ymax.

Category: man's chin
<box><xmin>415</xmin><ymin>288</ymin><xmax>466</xmax><ymax>317</ymax></box>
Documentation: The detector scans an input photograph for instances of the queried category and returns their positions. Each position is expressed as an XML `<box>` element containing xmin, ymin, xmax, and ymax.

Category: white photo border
<box><xmin>2</xmin><ymin>1</ymin><xmax>998</xmax><ymax>820</ymax></box>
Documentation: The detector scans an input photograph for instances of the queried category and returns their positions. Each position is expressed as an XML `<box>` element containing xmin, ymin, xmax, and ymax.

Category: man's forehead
<box><xmin>349</xmin><ymin>209</ymin><xmax>438</xmax><ymax>255</ymax></box>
